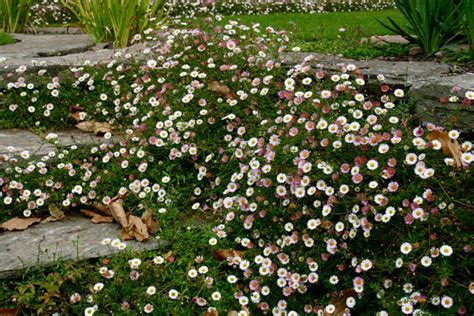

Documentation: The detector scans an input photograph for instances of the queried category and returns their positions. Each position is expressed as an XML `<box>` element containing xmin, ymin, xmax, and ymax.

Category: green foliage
<box><xmin>463</xmin><ymin>0</ymin><xmax>474</xmax><ymax>58</ymax></box>
<box><xmin>0</xmin><ymin>0</ymin><xmax>33</xmax><ymax>33</ymax></box>
<box><xmin>63</xmin><ymin>0</ymin><xmax>166</xmax><ymax>48</ymax></box>
<box><xmin>378</xmin><ymin>0</ymin><xmax>467</xmax><ymax>56</ymax></box>
<box><xmin>0</xmin><ymin>31</ymin><xmax>15</xmax><ymax>45</ymax></box>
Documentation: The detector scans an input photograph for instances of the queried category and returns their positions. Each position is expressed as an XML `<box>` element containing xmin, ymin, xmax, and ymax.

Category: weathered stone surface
<box><xmin>282</xmin><ymin>52</ymin><xmax>451</xmax><ymax>86</ymax></box>
<box><xmin>33</xmin><ymin>27</ymin><xmax>83</xmax><ymax>35</ymax></box>
<box><xmin>409</xmin><ymin>73</ymin><xmax>474</xmax><ymax>134</ymax></box>
<box><xmin>0</xmin><ymin>42</ymin><xmax>147</xmax><ymax>78</ymax></box>
<box><xmin>0</xmin><ymin>34</ymin><xmax>94</xmax><ymax>58</ymax></box>
<box><xmin>0</xmin><ymin>130</ymin><xmax>116</xmax><ymax>157</ymax></box>
<box><xmin>0</xmin><ymin>216</ymin><xmax>166</xmax><ymax>278</ymax></box>
<box><xmin>369</xmin><ymin>35</ymin><xmax>410</xmax><ymax>45</ymax></box>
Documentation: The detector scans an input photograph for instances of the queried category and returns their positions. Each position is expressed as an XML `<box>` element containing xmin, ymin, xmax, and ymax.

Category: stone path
<box><xmin>0</xmin><ymin>216</ymin><xmax>166</xmax><ymax>278</ymax></box>
<box><xmin>282</xmin><ymin>52</ymin><xmax>451</xmax><ymax>86</ymax></box>
<box><xmin>0</xmin><ymin>129</ymin><xmax>115</xmax><ymax>157</ymax></box>
<box><xmin>1</xmin><ymin>34</ymin><xmax>94</xmax><ymax>58</ymax></box>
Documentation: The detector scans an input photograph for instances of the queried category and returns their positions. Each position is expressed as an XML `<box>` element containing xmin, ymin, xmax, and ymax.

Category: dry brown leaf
<box><xmin>227</xmin><ymin>311</ymin><xmax>238</xmax><ymax>316</ymax></box>
<box><xmin>69</xmin><ymin>105</ymin><xmax>84</xmax><ymax>112</ymax></box>
<box><xmin>0</xmin><ymin>308</ymin><xmax>19</xmax><ymax>316</ymax></box>
<box><xmin>141</xmin><ymin>209</ymin><xmax>159</xmax><ymax>234</ymax></box>
<box><xmin>42</xmin><ymin>204</ymin><xmax>66</xmax><ymax>224</ymax></box>
<box><xmin>92</xmin><ymin>204</ymin><xmax>111</xmax><ymax>216</ymax></box>
<box><xmin>214</xmin><ymin>249</ymin><xmax>245</xmax><ymax>261</ymax></box>
<box><xmin>324</xmin><ymin>289</ymin><xmax>357</xmax><ymax>316</ymax></box>
<box><xmin>120</xmin><ymin>215</ymin><xmax>149</xmax><ymax>241</ymax></box>
<box><xmin>427</xmin><ymin>131</ymin><xmax>463</xmax><ymax>167</ymax></box>
<box><xmin>203</xmin><ymin>309</ymin><xmax>219</xmax><ymax>316</ymax></box>
<box><xmin>0</xmin><ymin>217</ymin><xmax>41</xmax><ymax>231</ymax></box>
<box><xmin>208</xmin><ymin>80</ymin><xmax>231</xmax><ymax>96</ymax></box>
<box><xmin>108</xmin><ymin>199</ymin><xmax>128</xmax><ymax>227</ymax></box>
<box><xmin>76</xmin><ymin>121</ymin><xmax>113</xmax><ymax>136</ymax></box>
<box><xmin>69</xmin><ymin>112</ymin><xmax>82</xmax><ymax>122</ymax></box>
<box><xmin>80</xmin><ymin>209</ymin><xmax>114</xmax><ymax>224</ymax></box>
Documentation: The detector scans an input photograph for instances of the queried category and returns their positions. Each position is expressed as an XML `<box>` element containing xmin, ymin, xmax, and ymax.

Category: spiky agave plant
<box><xmin>378</xmin><ymin>0</ymin><xmax>467</xmax><ymax>56</ymax></box>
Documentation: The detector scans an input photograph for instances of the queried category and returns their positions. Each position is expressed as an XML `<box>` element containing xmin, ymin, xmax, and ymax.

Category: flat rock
<box><xmin>282</xmin><ymin>52</ymin><xmax>451</xmax><ymax>86</ymax></box>
<box><xmin>32</xmin><ymin>27</ymin><xmax>83</xmax><ymax>35</ymax></box>
<box><xmin>0</xmin><ymin>42</ymin><xmax>147</xmax><ymax>78</ymax></box>
<box><xmin>409</xmin><ymin>73</ymin><xmax>474</xmax><ymax>134</ymax></box>
<box><xmin>0</xmin><ymin>216</ymin><xmax>166</xmax><ymax>278</ymax></box>
<box><xmin>0</xmin><ymin>129</ymin><xmax>116</xmax><ymax>157</ymax></box>
<box><xmin>369</xmin><ymin>35</ymin><xmax>410</xmax><ymax>45</ymax></box>
<box><xmin>0</xmin><ymin>34</ymin><xmax>94</xmax><ymax>58</ymax></box>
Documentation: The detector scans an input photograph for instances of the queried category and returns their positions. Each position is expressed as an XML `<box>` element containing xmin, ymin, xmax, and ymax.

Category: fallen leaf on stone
<box><xmin>214</xmin><ymin>249</ymin><xmax>244</xmax><ymax>261</ymax></box>
<box><xmin>324</xmin><ymin>288</ymin><xmax>357</xmax><ymax>316</ymax></box>
<box><xmin>120</xmin><ymin>215</ymin><xmax>149</xmax><ymax>241</ymax></box>
<box><xmin>108</xmin><ymin>199</ymin><xmax>128</xmax><ymax>227</ymax></box>
<box><xmin>42</xmin><ymin>204</ymin><xmax>66</xmax><ymax>223</ymax></box>
<box><xmin>75</xmin><ymin>121</ymin><xmax>112</xmax><ymax>136</ymax></box>
<box><xmin>80</xmin><ymin>209</ymin><xmax>114</xmax><ymax>224</ymax></box>
<box><xmin>0</xmin><ymin>217</ymin><xmax>41</xmax><ymax>231</ymax></box>
<box><xmin>92</xmin><ymin>203</ymin><xmax>112</xmax><ymax>216</ymax></box>
<box><xmin>208</xmin><ymin>80</ymin><xmax>231</xmax><ymax>96</ymax></box>
<box><xmin>427</xmin><ymin>131</ymin><xmax>463</xmax><ymax>167</ymax></box>
<box><xmin>141</xmin><ymin>209</ymin><xmax>159</xmax><ymax>234</ymax></box>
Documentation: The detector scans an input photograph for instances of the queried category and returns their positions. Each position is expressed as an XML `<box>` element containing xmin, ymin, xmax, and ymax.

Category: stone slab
<box><xmin>0</xmin><ymin>215</ymin><xmax>166</xmax><ymax>278</ymax></box>
<box><xmin>0</xmin><ymin>42</ymin><xmax>147</xmax><ymax>78</ymax></box>
<box><xmin>33</xmin><ymin>27</ymin><xmax>83</xmax><ymax>35</ymax></box>
<box><xmin>365</xmin><ymin>35</ymin><xmax>410</xmax><ymax>45</ymax></box>
<box><xmin>409</xmin><ymin>73</ymin><xmax>474</xmax><ymax>134</ymax></box>
<box><xmin>0</xmin><ymin>130</ymin><xmax>116</xmax><ymax>157</ymax></box>
<box><xmin>282</xmin><ymin>52</ymin><xmax>451</xmax><ymax>86</ymax></box>
<box><xmin>0</xmin><ymin>34</ymin><xmax>94</xmax><ymax>58</ymax></box>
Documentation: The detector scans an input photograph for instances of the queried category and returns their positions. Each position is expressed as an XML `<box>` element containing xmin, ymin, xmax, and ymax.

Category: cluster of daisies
<box><xmin>165</xmin><ymin>0</ymin><xmax>396</xmax><ymax>18</ymax></box>
<box><xmin>1</xmin><ymin>14</ymin><xmax>473</xmax><ymax>316</ymax></box>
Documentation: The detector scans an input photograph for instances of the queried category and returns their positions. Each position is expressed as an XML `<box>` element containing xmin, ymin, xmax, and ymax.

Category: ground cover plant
<box><xmin>30</xmin><ymin>0</ymin><xmax>75</xmax><ymax>26</ymax></box>
<box><xmin>0</xmin><ymin>31</ymin><xmax>15</xmax><ymax>45</ymax></box>
<box><xmin>0</xmin><ymin>11</ymin><xmax>473</xmax><ymax>316</ymax></box>
<box><xmin>166</xmin><ymin>0</ymin><xmax>396</xmax><ymax>18</ymax></box>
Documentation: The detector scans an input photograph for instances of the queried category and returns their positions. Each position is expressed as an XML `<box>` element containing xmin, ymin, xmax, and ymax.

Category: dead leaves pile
<box><xmin>427</xmin><ymin>130</ymin><xmax>463</xmax><ymax>168</ymax></box>
<box><xmin>75</xmin><ymin>121</ymin><xmax>113</xmax><ymax>136</ymax></box>
<box><xmin>69</xmin><ymin>104</ymin><xmax>113</xmax><ymax>136</ymax></box>
<box><xmin>1</xmin><ymin>198</ymin><xmax>158</xmax><ymax>242</ymax></box>
<box><xmin>81</xmin><ymin>199</ymin><xmax>158</xmax><ymax>241</ymax></box>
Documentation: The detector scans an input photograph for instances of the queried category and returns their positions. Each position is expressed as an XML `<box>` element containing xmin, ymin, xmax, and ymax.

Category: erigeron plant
<box><xmin>1</xmin><ymin>15</ymin><xmax>473</xmax><ymax>315</ymax></box>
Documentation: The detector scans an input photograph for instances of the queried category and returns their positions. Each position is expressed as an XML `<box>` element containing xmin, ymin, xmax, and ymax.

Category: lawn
<box><xmin>0</xmin><ymin>32</ymin><xmax>15</xmax><ymax>45</ymax></box>
<box><xmin>223</xmin><ymin>9</ymin><xmax>408</xmax><ymax>58</ymax></box>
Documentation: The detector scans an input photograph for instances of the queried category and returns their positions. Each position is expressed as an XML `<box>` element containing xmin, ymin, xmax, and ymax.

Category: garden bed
<box><xmin>0</xmin><ymin>2</ymin><xmax>473</xmax><ymax>315</ymax></box>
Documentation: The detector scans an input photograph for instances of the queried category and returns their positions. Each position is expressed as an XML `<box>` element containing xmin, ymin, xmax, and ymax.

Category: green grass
<box><xmin>0</xmin><ymin>32</ymin><xmax>15</xmax><ymax>45</ymax></box>
<box><xmin>223</xmin><ymin>10</ymin><xmax>408</xmax><ymax>59</ymax></box>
